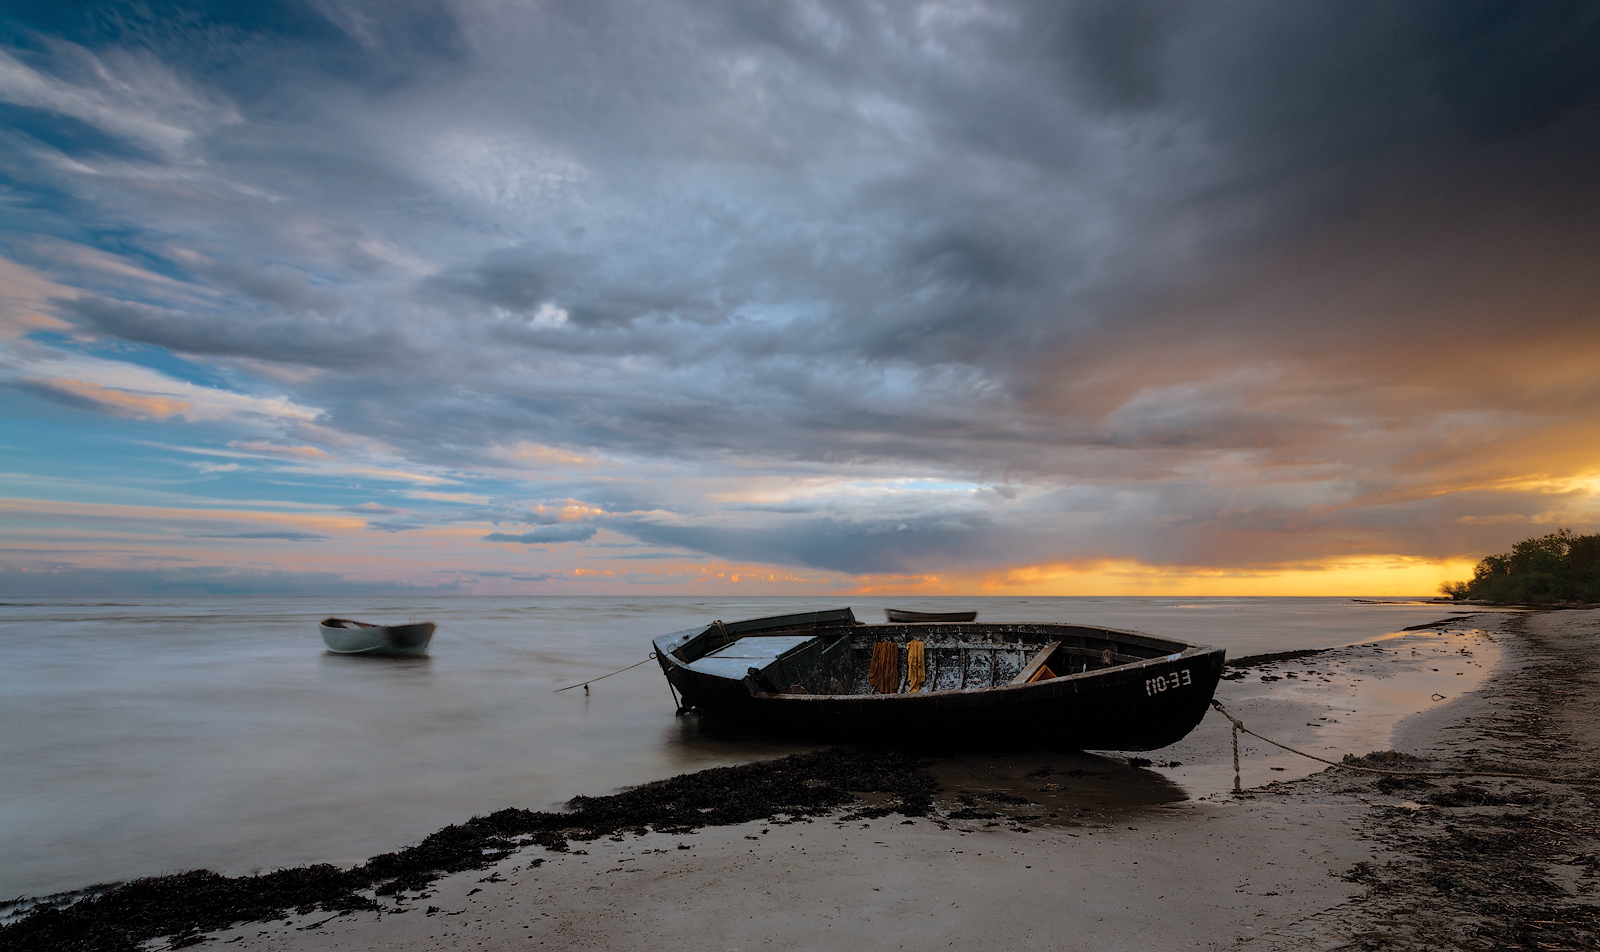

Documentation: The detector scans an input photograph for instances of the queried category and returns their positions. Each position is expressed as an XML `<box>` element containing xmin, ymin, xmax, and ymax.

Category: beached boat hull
<box><xmin>319</xmin><ymin>618</ymin><xmax>435</xmax><ymax>656</ymax></box>
<box><xmin>653</xmin><ymin>609</ymin><xmax>1224</xmax><ymax>750</ymax></box>
<box><xmin>886</xmin><ymin>609</ymin><xmax>977</xmax><ymax>623</ymax></box>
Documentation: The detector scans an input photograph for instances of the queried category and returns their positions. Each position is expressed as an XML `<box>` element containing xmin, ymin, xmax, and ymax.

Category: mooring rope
<box><xmin>1210</xmin><ymin>700</ymin><xmax>1600</xmax><ymax>786</ymax></box>
<box><xmin>552</xmin><ymin>653</ymin><xmax>658</xmax><ymax>693</ymax></box>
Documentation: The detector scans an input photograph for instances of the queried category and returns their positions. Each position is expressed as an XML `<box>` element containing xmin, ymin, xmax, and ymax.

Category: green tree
<box><xmin>1441</xmin><ymin>529</ymin><xmax>1600</xmax><ymax>604</ymax></box>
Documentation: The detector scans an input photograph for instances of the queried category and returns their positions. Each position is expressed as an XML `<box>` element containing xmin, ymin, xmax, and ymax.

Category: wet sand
<box><xmin>8</xmin><ymin>610</ymin><xmax>1598</xmax><ymax>951</ymax></box>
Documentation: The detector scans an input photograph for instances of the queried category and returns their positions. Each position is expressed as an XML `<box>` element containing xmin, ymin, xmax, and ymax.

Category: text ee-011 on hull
<box><xmin>652</xmin><ymin>608</ymin><xmax>1224</xmax><ymax>751</ymax></box>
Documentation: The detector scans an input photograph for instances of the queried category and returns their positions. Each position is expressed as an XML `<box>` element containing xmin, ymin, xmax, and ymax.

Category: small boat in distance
<box><xmin>886</xmin><ymin>608</ymin><xmax>977</xmax><ymax>623</ymax></box>
<box><xmin>319</xmin><ymin>618</ymin><xmax>435</xmax><ymax>657</ymax></box>
<box><xmin>653</xmin><ymin>608</ymin><xmax>1224</xmax><ymax>750</ymax></box>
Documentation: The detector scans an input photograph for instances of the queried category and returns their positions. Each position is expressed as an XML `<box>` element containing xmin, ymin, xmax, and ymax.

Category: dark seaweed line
<box><xmin>1226</xmin><ymin>647</ymin><xmax>1328</xmax><ymax>668</ymax></box>
<box><xmin>1227</xmin><ymin>628</ymin><xmax>1477</xmax><ymax>671</ymax></box>
<box><xmin>0</xmin><ymin>748</ymin><xmax>936</xmax><ymax>952</ymax></box>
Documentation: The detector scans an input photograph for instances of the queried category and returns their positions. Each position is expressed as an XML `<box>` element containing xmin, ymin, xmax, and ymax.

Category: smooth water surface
<box><xmin>0</xmin><ymin>595</ymin><xmax>1472</xmax><ymax>896</ymax></box>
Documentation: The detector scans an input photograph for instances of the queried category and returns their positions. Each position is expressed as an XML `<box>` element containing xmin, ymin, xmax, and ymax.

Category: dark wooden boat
<box><xmin>319</xmin><ymin>617</ymin><xmax>435</xmax><ymax>656</ymax></box>
<box><xmin>652</xmin><ymin>608</ymin><xmax>1224</xmax><ymax>750</ymax></box>
<box><xmin>886</xmin><ymin>608</ymin><xmax>976</xmax><ymax>623</ymax></box>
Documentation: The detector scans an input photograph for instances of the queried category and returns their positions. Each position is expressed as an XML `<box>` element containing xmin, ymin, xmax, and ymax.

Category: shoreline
<box><xmin>1244</xmin><ymin>608</ymin><xmax>1600</xmax><ymax>950</ymax></box>
<box><xmin>5</xmin><ymin>610</ymin><xmax>1597</xmax><ymax>951</ymax></box>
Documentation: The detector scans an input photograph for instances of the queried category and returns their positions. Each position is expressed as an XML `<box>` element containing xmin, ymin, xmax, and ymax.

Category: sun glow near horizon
<box><xmin>959</xmin><ymin>556</ymin><xmax>1481</xmax><ymax>599</ymax></box>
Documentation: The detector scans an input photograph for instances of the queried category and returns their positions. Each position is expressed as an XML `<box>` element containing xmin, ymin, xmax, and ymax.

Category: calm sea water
<box><xmin>0</xmin><ymin>595</ymin><xmax>1466</xmax><ymax>897</ymax></box>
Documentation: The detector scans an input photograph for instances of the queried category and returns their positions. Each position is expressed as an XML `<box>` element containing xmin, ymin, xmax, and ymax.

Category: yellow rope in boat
<box><xmin>868</xmin><ymin>642</ymin><xmax>899</xmax><ymax>694</ymax></box>
<box><xmin>906</xmin><ymin>641</ymin><xmax>926</xmax><ymax>692</ymax></box>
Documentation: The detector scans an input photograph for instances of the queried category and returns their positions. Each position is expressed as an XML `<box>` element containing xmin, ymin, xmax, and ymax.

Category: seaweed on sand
<box><xmin>0</xmin><ymin>747</ymin><xmax>937</xmax><ymax>952</ymax></box>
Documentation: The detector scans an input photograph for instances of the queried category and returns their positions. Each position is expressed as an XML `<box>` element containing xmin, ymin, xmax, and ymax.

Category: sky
<box><xmin>2</xmin><ymin>0</ymin><xmax>1598</xmax><ymax>597</ymax></box>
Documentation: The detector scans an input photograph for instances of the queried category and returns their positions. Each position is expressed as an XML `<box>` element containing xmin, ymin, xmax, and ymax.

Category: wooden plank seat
<box><xmin>1010</xmin><ymin>641</ymin><xmax>1062</xmax><ymax>685</ymax></box>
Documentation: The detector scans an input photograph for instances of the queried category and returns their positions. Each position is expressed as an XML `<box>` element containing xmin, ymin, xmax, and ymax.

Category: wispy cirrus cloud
<box><xmin>192</xmin><ymin>530</ymin><xmax>327</xmax><ymax>542</ymax></box>
<box><xmin>7</xmin><ymin>349</ymin><xmax>319</xmax><ymax>424</ymax></box>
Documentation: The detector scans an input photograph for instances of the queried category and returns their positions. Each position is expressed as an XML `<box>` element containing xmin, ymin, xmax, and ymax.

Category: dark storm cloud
<box><xmin>340</xmin><ymin>503</ymin><xmax>400</xmax><ymax>515</ymax></box>
<box><xmin>605</xmin><ymin>552</ymin><xmax>709</xmax><ymax>561</ymax></box>
<box><xmin>467</xmin><ymin>570</ymin><xmax>562</xmax><ymax>582</ymax></box>
<box><xmin>1057</xmin><ymin>0</ymin><xmax>1180</xmax><ymax>112</ymax></box>
<box><xmin>433</xmin><ymin>256</ymin><xmax>555</xmax><ymax>315</ymax></box>
<box><xmin>6</xmin><ymin>1</ymin><xmax>1600</xmax><ymax>578</ymax></box>
<box><xmin>365</xmin><ymin>520</ymin><xmax>423</xmax><ymax>533</ymax></box>
<box><xmin>484</xmin><ymin>526</ymin><xmax>598</xmax><ymax>544</ymax></box>
<box><xmin>192</xmin><ymin>531</ymin><xmax>326</xmax><ymax>541</ymax></box>
<box><xmin>619</xmin><ymin>517</ymin><xmax>1027</xmax><ymax>575</ymax></box>
<box><xmin>0</xmin><ymin>564</ymin><xmax>459</xmax><ymax>596</ymax></box>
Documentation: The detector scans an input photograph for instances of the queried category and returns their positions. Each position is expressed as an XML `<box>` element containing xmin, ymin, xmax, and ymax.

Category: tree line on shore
<box><xmin>1442</xmin><ymin>529</ymin><xmax>1600</xmax><ymax>604</ymax></box>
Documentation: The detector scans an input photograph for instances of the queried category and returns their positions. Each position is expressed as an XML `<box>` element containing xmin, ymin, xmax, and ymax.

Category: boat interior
<box><xmin>666</xmin><ymin>610</ymin><xmax>1181</xmax><ymax>697</ymax></box>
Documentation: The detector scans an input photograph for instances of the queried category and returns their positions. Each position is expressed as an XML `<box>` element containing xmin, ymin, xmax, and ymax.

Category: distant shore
<box><xmin>5</xmin><ymin>610</ymin><xmax>1597</xmax><ymax>951</ymax></box>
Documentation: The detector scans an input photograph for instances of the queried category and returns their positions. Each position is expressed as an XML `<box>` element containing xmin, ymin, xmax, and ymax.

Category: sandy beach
<box><xmin>6</xmin><ymin>609</ymin><xmax>1598</xmax><ymax>951</ymax></box>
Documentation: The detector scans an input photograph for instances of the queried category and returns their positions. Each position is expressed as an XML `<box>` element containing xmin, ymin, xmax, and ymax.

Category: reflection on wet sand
<box><xmin>658</xmin><ymin>715</ymin><xmax>1190</xmax><ymax>826</ymax></box>
<box><xmin>1158</xmin><ymin>627</ymin><xmax>1501</xmax><ymax>797</ymax></box>
<box><xmin>926</xmin><ymin>750</ymin><xmax>1189</xmax><ymax>827</ymax></box>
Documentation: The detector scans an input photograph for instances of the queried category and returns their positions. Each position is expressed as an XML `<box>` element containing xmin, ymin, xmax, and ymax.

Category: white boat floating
<box><xmin>319</xmin><ymin>617</ymin><xmax>435</xmax><ymax>656</ymax></box>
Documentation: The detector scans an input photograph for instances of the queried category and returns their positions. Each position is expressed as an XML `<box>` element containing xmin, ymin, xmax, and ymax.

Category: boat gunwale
<box><xmin>321</xmin><ymin>616</ymin><xmax>378</xmax><ymax>629</ymax></box>
<box><xmin>886</xmin><ymin>608</ymin><xmax>978</xmax><ymax>623</ymax></box>
<box><xmin>653</xmin><ymin>620</ymin><xmax>1195</xmax><ymax>652</ymax></box>
<box><xmin>735</xmin><ymin>644</ymin><xmax>1223</xmax><ymax>702</ymax></box>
